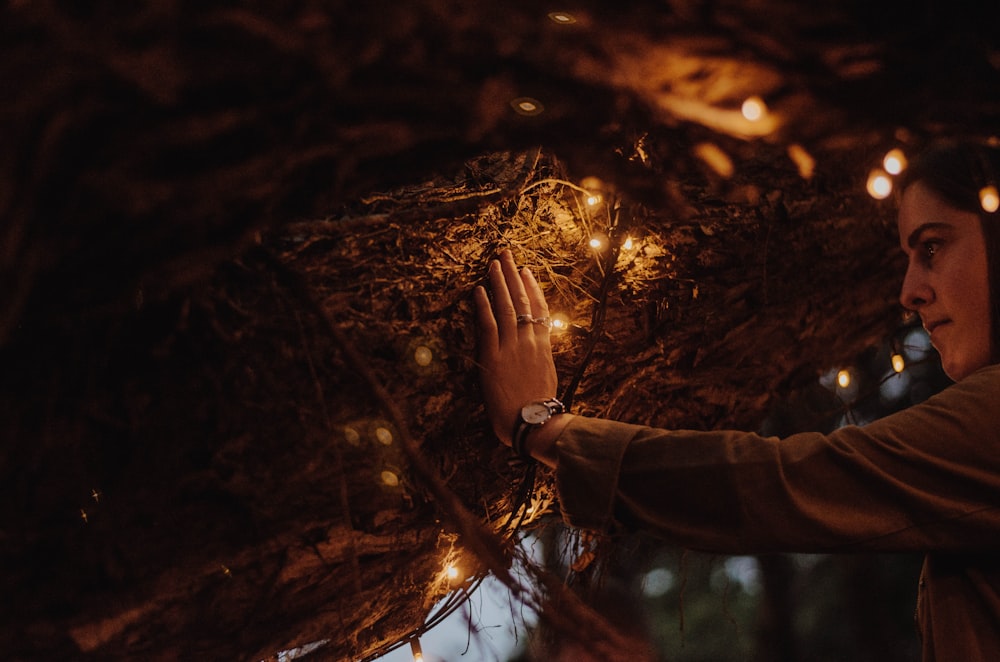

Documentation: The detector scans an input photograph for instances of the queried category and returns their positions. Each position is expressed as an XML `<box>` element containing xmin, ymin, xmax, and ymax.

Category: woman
<box><xmin>475</xmin><ymin>141</ymin><xmax>1000</xmax><ymax>660</ymax></box>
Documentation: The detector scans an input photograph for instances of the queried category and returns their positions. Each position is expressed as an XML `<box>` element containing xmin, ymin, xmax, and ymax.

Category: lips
<box><xmin>923</xmin><ymin>319</ymin><xmax>951</xmax><ymax>345</ymax></box>
<box><xmin>924</xmin><ymin>319</ymin><xmax>947</xmax><ymax>335</ymax></box>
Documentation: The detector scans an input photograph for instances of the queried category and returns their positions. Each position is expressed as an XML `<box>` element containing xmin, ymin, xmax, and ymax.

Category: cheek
<box><xmin>955</xmin><ymin>265</ymin><xmax>994</xmax><ymax>361</ymax></box>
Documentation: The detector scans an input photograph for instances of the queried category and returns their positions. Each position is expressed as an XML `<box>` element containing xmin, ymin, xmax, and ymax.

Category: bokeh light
<box><xmin>980</xmin><ymin>185</ymin><xmax>999</xmax><ymax>213</ymax></box>
<box><xmin>741</xmin><ymin>96</ymin><xmax>766</xmax><ymax>122</ymax></box>
<box><xmin>866</xmin><ymin>168</ymin><xmax>892</xmax><ymax>199</ymax></box>
<box><xmin>511</xmin><ymin>97</ymin><xmax>544</xmax><ymax>116</ymax></box>
<box><xmin>837</xmin><ymin>369</ymin><xmax>851</xmax><ymax>388</ymax></box>
<box><xmin>882</xmin><ymin>148</ymin><xmax>907</xmax><ymax>175</ymax></box>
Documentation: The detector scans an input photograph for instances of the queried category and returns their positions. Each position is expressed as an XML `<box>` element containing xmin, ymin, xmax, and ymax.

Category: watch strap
<box><xmin>511</xmin><ymin>398</ymin><xmax>564</xmax><ymax>462</ymax></box>
<box><xmin>511</xmin><ymin>418</ymin><xmax>532</xmax><ymax>461</ymax></box>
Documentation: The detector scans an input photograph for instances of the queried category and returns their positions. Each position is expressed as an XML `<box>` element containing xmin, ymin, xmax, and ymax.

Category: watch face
<box><xmin>521</xmin><ymin>402</ymin><xmax>551</xmax><ymax>424</ymax></box>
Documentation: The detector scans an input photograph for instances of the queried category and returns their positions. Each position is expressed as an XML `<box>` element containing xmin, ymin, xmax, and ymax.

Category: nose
<box><xmin>899</xmin><ymin>260</ymin><xmax>933</xmax><ymax>311</ymax></box>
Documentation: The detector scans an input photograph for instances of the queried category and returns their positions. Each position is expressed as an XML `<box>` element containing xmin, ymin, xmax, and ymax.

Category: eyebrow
<box><xmin>906</xmin><ymin>222</ymin><xmax>953</xmax><ymax>250</ymax></box>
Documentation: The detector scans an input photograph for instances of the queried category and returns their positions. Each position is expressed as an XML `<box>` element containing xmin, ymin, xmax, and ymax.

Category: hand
<box><xmin>475</xmin><ymin>250</ymin><xmax>558</xmax><ymax>446</ymax></box>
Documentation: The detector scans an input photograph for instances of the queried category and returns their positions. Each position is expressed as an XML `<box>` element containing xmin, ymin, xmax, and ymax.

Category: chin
<box><xmin>942</xmin><ymin>367</ymin><xmax>964</xmax><ymax>382</ymax></box>
<box><xmin>942</xmin><ymin>356</ymin><xmax>989</xmax><ymax>383</ymax></box>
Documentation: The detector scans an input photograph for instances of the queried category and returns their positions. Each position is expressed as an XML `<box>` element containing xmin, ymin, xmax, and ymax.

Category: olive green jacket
<box><xmin>555</xmin><ymin>364</ymin><xmax>1000</xmax><ymax>661</ymax></box>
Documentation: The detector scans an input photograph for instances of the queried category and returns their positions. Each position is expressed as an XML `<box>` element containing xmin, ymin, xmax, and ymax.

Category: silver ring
<box><xmin>516</xmin><ymin>314</ymin><xmax>534</xmax><ymax>325</ymax></box>
<box><xmin>532</xmin><ymin>316</ymin><xmax>552</xmax><ymax>330</ymax></box>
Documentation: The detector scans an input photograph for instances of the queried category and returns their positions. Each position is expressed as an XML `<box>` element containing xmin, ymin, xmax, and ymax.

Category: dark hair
<box><xmin>898</xmin><ymin>141</ymin><xmax>1000</xmax><ymax>361</ymax></box>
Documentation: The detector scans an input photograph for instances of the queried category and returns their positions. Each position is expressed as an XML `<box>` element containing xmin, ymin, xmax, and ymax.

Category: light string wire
<box><xmin>560</xmin><ymin>196</ymin><xmax>625</xmax><ymax>410</ymax></box>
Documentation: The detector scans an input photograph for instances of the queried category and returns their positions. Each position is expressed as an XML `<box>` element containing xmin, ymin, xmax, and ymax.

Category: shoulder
<box><xmin>868</xmin><ymin>363</ymin><xmax>1000</xmax><ymax>454</ymax></box>
<box><xmin>935</xmin><ymin>363</ymin><xmax>1000</xmax><ymax>402</ymax></box>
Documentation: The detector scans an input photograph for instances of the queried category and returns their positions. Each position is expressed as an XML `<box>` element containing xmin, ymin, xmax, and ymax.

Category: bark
<box><xmin>1</xmin><ymin>1</ymin><xmax>999</xmax><ymax>660</ymax></box>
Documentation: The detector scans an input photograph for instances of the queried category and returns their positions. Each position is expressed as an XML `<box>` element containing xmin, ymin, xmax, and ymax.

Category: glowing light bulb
<box><xmin>589</xmin><ymin>233</ymin><xmax>608</xmax><ymax>250</ymax></box>
<box><xmin>866</xmin><ymin>169</ymin><xmax>892</xmax><ymax>200</ymax></box>
<box><xmin>622</xmin><ymin>236</ymin><xmax>634</xmax><ymax>250</ymax></box>
<box><xmin>882</xmin><ymin>148</ymin><xmax>907</xmax><ymax>175</ymax></box>
<box><xmin>741</xmin><ymin>96</ymin><xmax>766</xmax><ymax>122</ymax></box>
<box><xmin>375</xmin><ymin>426</ymin><xmax>393</xmax><ymax>445</ymax></box>
<box><xmin>344</xmin><ymin>426</ymin><xmax>361</xmax><ymax>446</ymax></box>
<box><xmin>410</xmin><ymin>638</ymin><xmax>424</xmax><ymax>662</ymax></box>
<box><xmin>413</xmin><ymin>345</ymin><xmax>433</xmax><ymax>366</ymax></box>
<box><xmin>550</xmin><ymin>313</ymin><xmax>569</xmax><ymax>333</ymax></box>
<box><xmin>586</xmin><ymin>193</ymin><xmax>602</xmax><ymax>206</ymax></box>
<box><xmin>837</xmin><ymin>369</ymin><xmax>851</xmax><ymax>388</ymax></box>
<box><xmin>547</xmin><ymin>11</ymin><xmax>576</xmax><ymax>24</ymax></box>
<box><xmin>891</xmin><ymin>353</ymin><xmax>905</xmax><ymax>373</ymax></box>
<box><xmin>381</xmin><ymin>470</ymin><xmax>399</xmax><ymax>487</ymax></box>
<box><xmin>511</xmin><ymin>97</ymin><xmax>544</xmax><ymax>116</ymax></box>
<box><xmin>980</xmin><ymin>185</ymin><xmax>999</xmax><ymax>213</ymax></box>
<box><xmin>446</xmin><ymin>564</ymin><xmax>460</xmax><ymax>580</ymax></box>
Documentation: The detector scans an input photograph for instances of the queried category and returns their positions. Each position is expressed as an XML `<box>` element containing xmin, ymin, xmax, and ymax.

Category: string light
<box><xmin>550</xmin><ymin>313</ymin><xmax>570</xmax><ymax>333</ymax></box>
<box><xmin>866</xmin><ymin>168</ymin><xmax>892</xmax><ymax>200</ymax></box>
<box><xmin>622</xmin><ymin>236</ymin><xmax>634</xmax><ymax>250</ymax></box>
<box><xmin>891</xmin><ymin>353</ymin><xmax>905</xmax><ymax>373</ymax></box>
<box><xmin>588</xmin><ymin>233</ymin><xmax>608</xmax><ymax>251</ymax></box>
<box><xmin>586</xmin><ymin>193</ymin><xmax>602</xmax><ymax>206</ymax></box>
<box><xmin>375</xmin><ymin>425</ymin><xmax>394</xmax><ymax>446</ymax></box>
<box><xmin>343</xmin><ymin>425</ymin><xmax>361</xmax><ymax>446</ymax></box>
<box><xmin>882</xmin><ymin>148</ymin><xmax>908</xmax><ymax>175</ymax></box>
<box><xmin>511</xmin><ymin>97</ymin><xmax>544</xmax><ymax>116</ymax></box>
<box><xmin>408</xmin><ymin>337</ymin><xmax>443</xmax><ymax>376</ymax></box>
<box><xmin>837</xmin><ymin>369</ymin><xmax>851</xmax><ymax>389</ymax></box>
<box><xmin>413</xmin><ymin>345</ymin><xmax>433</xmax><ymax>367</ymax></box>
<box><xmin>741</xmin><ymin>96</ymin><xmax>767</xmax><ymax>122</ymax></box>
<box><xmin>446</xmin><ymin>564</ymin><xmax>460</xmax><ymax>581</ymax></box>
<box><xmin>410</xmin><ymin>639</ymin><xmax>424</xmax><ymax>662</ymax></box>
<box><xmin>547</xmin><ymin>11</ymin><xmax>576</xmax><ymax>24</ymax></box>
<box><xmin>980</xmin><ymin>185</ymin><xmax>999</xmax><ymax>213</ymax></box>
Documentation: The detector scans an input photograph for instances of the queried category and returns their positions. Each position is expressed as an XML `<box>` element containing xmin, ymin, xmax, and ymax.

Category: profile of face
<box><xmin>898</xmin><ymin>181</ymin><xmax>993</xmax><ymax>381</ymax></box>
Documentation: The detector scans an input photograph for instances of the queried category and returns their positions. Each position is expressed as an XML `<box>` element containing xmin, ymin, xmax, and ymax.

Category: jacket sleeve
<box><xmin>554</xmin><ymin>364</ymin><xmax>1000</xmax><ymax>553</ymax></box>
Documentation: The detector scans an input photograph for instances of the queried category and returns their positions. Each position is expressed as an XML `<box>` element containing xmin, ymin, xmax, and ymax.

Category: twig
<box><xmin>259</xmin><ymin>247</ymin><xmax>651</xmax><ymax>662</ymax></box>
<box><xmin>290</xmin><ymin>308</ymin><xmax>364</xmax><ymax>596</ymax></box>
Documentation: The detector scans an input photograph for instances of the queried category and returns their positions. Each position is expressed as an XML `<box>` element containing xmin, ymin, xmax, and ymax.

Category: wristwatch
<box><xmin>511</xmin><ymin>398</ymin><xmax>565</xmax><ymax>461</ymax></box>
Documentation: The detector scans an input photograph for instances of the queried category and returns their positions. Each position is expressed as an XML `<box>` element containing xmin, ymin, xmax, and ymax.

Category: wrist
<box><xmin>511</xmin><ymin>398</ymin><xmax>565</xmax><ymax>462</ymax></box>
<box><xmin>522</xmin><ymin>413</ymin><xmax>572</xmax><ymax>467</ymax></box>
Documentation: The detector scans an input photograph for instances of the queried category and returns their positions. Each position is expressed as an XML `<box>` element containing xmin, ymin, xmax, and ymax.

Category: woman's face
<box><xmin>898</xmin><ymin>181</ymin><xmax>993</xmax><ymax>381</ymax></box>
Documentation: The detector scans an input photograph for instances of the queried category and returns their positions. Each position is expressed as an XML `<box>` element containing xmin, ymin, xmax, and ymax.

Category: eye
<box><xmin>921</xmin><ymin>239</ymin><xmax>941</xmax><ymax>261</ymax></box>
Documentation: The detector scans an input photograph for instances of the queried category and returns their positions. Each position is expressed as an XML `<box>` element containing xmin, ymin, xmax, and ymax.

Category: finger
<box><xmin>521</xmin><ymin>267</ymin><xmax>552</xmax><ymax>345</ymax></box>
<box><xmin>500</xmin><ymin>250</ymin><xmax>532</xmax><ymax>318</ymax></box>
<box><xmin>488</xmin><ymin>258</ymin><xmax>517</xmax><ymax>340</ymax></box>
<box><xmin>521</xmin><ymin>267</ymin><xmax>550</xmax><ymax>318</ymax></box>
<box><xmin>474</xmin><ymin>285</ymin><xmax>499</xmax><ymax>359</ymax></box>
